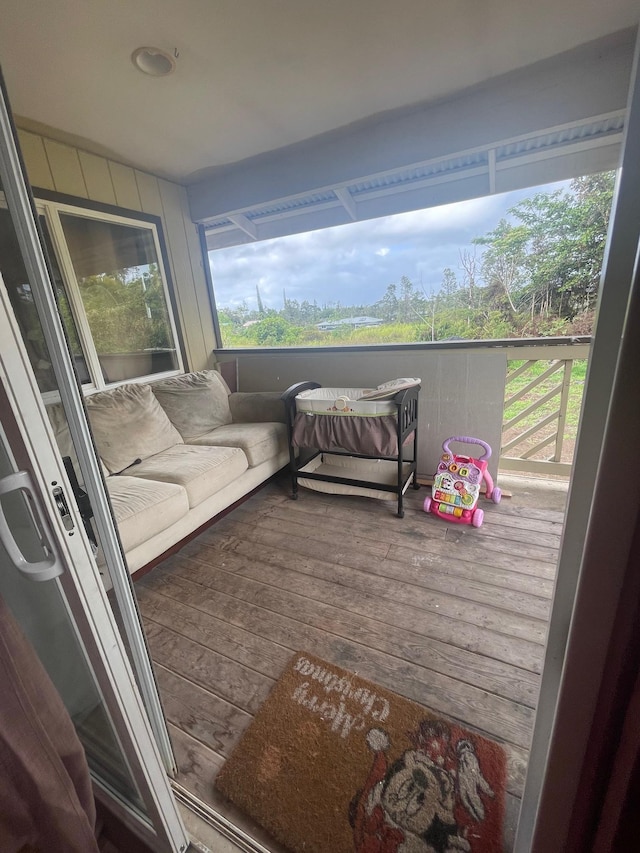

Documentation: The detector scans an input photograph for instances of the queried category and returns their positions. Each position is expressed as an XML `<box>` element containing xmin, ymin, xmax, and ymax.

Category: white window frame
<box><xmin>36</xmin><ymin>199</ymin><xmax>184</xmax><ymax>394</ymax></box>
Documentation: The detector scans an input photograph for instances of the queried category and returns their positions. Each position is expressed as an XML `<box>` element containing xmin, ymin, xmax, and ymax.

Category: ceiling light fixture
<box><xmin>131</xmin><ymin>46</ymin><xmax>177</xmax><ymax>77</ymax></box>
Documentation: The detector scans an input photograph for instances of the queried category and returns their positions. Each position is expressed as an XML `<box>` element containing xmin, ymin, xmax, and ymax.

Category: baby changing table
<box><xmin>281</xmin><ymin>379</ymin><xmax>420</xmax><ymax>517</ymax></box>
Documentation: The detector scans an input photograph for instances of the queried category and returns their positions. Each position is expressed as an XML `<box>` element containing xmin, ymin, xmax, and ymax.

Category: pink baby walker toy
<box><xmin>423</xmin><ymin>436</ymin><xmax>501</xmax><ymax>528</ymax></box>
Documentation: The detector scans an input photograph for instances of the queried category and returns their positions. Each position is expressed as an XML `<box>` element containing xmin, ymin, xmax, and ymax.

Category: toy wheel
<box><xmin>491</xmin><ymin>487</ymin><xmax>502</xmax><ymax>504</ymax></box>
<box><xmin>423</xmin><ymin>496</ymin><xmax>432</xmax><ymax>513</ymax></box>
<box><xmin>472</xmin><ymin>508</ymin><xmax>484</xmax><ymax>528</ymax></box>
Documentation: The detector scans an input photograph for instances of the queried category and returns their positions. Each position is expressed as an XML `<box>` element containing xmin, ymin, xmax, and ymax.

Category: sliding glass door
<box><xmin>0</xmin><ymin>70</ymin><xmax>188</xmax><ymax>850</ymax></box>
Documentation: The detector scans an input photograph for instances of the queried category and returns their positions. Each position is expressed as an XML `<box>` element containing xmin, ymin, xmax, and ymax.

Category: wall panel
<box><xmin>158</xmin><ymin>178</ymin><xmax>209</xmax><ymax>370</ymax></box>
<box><xmin>78</xmin><ymin>151</ymin><xmax>117</xmax><ymax>204</ymax></box>
<box><xmin>16</xmin><ymin>128</ymin><xmax>216</xmax><ymax>372</ymax></box>
<box><xmin>135</xmin><ymin>170</ymin><xmax>163</xmax><ymax>217</ymax></box>
<box><xmin>16</xmin><ymin>130</ymin><xmax>54</xmax><ymax>190</ymax></box>
<box><xmin>108</xmin><ymin>161</ymin><xmax>142</xmax><ymax>211</ymax></box>
<box><xmin>43</xmin><ymin>138</ymin><xmax>88</xmax><ymax>198</ymax></box>
<box><xmin>224</xmin><ymin>347</ymin><xmax>507</xmax><ymax>479</ymax></box>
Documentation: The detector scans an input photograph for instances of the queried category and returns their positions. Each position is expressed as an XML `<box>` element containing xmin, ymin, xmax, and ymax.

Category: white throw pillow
<box><xmin>85</xmin><ymin>383</ymin><xmax>183</xmax><ymax>474</ymax></box>
<box><xmin>152</xmin><ymin>370</ymin><xmax>233</xmax><ymax>441</ymax></box>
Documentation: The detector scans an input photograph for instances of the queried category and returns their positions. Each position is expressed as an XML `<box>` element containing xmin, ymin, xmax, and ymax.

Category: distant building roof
<box><xmin>316</xmin><ymin>315</ymin><xmax>383</xmax><ymax>331</ymax></box>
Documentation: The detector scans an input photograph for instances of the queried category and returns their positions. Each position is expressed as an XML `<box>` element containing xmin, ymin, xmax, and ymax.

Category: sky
<box><xmin>209</xmin><ymin>178</ymin><xmax>572</xmax><ymax>313</ymax></box>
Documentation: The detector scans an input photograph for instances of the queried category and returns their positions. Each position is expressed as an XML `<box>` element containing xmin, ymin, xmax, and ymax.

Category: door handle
<box><xmin>0</xmin><ymin>470</ymin><xmax>63</xmax><ymax>581</ymax></box>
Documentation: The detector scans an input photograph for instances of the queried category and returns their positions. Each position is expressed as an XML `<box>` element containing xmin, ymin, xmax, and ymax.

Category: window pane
<box><xmin>0</xmin><ymin>207</ymin><xmax>90</xmax><ymax>391</ymax></box>
<box><xmin>59</xmin><ymin>214</ymin><xmax>179</xmax><ymax>383</ymax></box>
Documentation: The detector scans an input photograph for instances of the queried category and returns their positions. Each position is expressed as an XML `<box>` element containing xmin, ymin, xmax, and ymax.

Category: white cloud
<box><xmin>210</xmin><ymin>178</ymin><xmax>572</xmax><ymax>310</ymax></box>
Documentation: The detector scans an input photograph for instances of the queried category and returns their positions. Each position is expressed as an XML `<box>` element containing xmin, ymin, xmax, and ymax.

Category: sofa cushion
<box><xmin>190</xmin><ymin>422</ymin><xmax>288</xmax><ymax>468</ymax></box>
<box><xmin>47</xmin><ymin>402</ymin><xmax>112</xmax><ymax>482</ymax></box>
<box><xmin>152</xmin><ymin>370</ymin><xmax>232</xmax><ymax>441</ymax></box>
<box><xmin>106</xmin><ymin>476</ymin><xmax>189</xmax><ymax>553</ymax></box>
<box><xmin>86</xmin><ymin>384</ymin><xmax>183</xmax><ymax>474</ymax></box>
<box><xmin>125</xmin><ymin>444</ymin><xmax>248</xmax><ymax>508</ymax></box>
<box><xmin>228</xmin><ymin>392</ymin><xmax>286</xmax><ymax>424</ymax></box>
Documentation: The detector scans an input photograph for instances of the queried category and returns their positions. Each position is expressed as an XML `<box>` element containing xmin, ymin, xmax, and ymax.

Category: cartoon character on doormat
<box><xmin>349</xmin><ymin>720</ymin><xmax>496</xmax><ymax>853</ymax></box>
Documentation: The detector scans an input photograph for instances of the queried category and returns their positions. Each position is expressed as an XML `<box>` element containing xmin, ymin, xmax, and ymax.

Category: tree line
<box><xmin>218</xmin><ymin>172</ymin><xmax>614</xmax><ymax>346</ymax></box>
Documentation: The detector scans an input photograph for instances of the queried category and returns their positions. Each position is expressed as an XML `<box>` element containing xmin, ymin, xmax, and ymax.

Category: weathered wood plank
<box><xmin>232</xmin><ymin>504</ymin><xmax>393</xmax><ymax>559</ymax></box>
<box><xmin>155</xmin><ymin>665</ymin><xmax>252</xmax><ymax>757</ymax></box>
<box><xmin>303</xmin><ymin>482</ymin><xmax>566</xmax><ymax>525</ymax></box>
<box><xmin>138</xmin><ymin>584</ymin><xmax>290</xmax><ymax>678</ymax></box>
<box><xmin>224</xmin><ymin>513</ymin><xmax>554</xmax><ymax>616</ymax></box>
<box><xmin>147</xmin><ymin>554</ymin><xmax>545</xmax><ymax>675</ymax></box>
<box><xmin>235</xmin><ymin>552</ymin><xmax>547</xmax><ymax>648</ymax></box>
<box><xmin>257</xmin><ymin>491</ymin><xmax>562</xmax><ymax>550</ymax></box>
<box><xmin>142</xmin><ymin>573</ymin><xmax>537</xmax><ymax>746</ymax></box>
<box><xmin>262</xmin><ymin>478</ymin><xmax>565</xmax><ymax>543</ymax></box>
<box><xmin>144</xmin><ymin>621</ymin><xmax>273</xmax><ymax>714</ymax></box>
<box><xmin>197</xmin><ymin>524</ymin><xmax>549</xmax><ymax>641</ymax></box>
<box><xmin>183</xmin><ymin>527</ymin><xmax>554</xmax><ymax>602</ymax></box>
<box><xmin>141</xmin><ymin>567</ymin><xmax>540</xmax><ymax>709</ymax></box>
<box><xmin>217</xmin><ymin>505</ymin><xmax>558</xmax><ymax>579</ymax></box>
<box><xmin>147</xmin><ymin>579</ymin><xmax>533</xmax><ymax>750</ymax></box>
<box><xmin>225</xmin><ymin>524</ymin><xmax>551</xmax><ymax>626</ymax></box>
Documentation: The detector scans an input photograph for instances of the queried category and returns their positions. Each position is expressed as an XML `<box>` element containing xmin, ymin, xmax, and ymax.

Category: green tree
<box><xmin>473</xmin><ymin>219</ymin><xmax>528</xmax><ymax>314</ymax></box>
<box><xmin>251</xmin><ymin>315</ymin><xmax>300</xmax><ymax>346</ymax></box>
<box><xmin>440</xmin><ymin>267</ymin><xmax>460</xmax><ymax>307</ymax></box>
<box><xmin>376</xmin><ymin>283</ymin><xmax>398</xmax><ymax>321</ymax></box>
<box><xmin>396</xmin><ymin>276</ymin><xmax>427</xmax><ymax>323</ymax></box>
<box><xmin>472</xmin><ymin>172</ymin><xmax>615</xmax><ymax>325</ymax></box>
<box><xmin>78</xmin><ymin>265</ymin><xmax>172</xmax><ymax>352</ymax></box>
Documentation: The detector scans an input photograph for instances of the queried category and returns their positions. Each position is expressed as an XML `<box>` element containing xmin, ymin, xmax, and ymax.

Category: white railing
<box><xmin>500</xmin><ymin>343</ymin><xmax>591</xmax><ymax>476</ymax></box>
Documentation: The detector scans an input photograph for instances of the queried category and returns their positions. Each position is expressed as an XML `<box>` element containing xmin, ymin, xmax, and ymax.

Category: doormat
<box><xmin>215</xmin><ymin>652</ymin><xmax>507</xmax><ymax>853</ymax></box>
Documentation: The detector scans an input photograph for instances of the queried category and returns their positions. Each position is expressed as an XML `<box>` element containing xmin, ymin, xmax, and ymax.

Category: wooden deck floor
<box><xmin>135</xmin><ymin>475</ymin><xmax>565</xmax><ymax>852</ymax></box>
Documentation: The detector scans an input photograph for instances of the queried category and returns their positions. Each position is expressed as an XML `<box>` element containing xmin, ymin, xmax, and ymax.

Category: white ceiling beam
<box><xmin>201</xmin><ymin>109</ymin><xmax>624</xmax><ymax>227</ymax></box>
<box><xmin>488</xmin><ymin>148</ymin><xmax>497</xmax><ymax>193</ymax></box>
<box><xmin>495</xmin><ymin>131</ymin><xmax>624</xmax><ymax>169</ymax></box>
<box><xmin>227</xmin><ymin>213</ymin><xmax>257</xmax><ymax>239</ymax></box>
<box><xmin>334</xmin><ymin>187</ymin><xmax>357</xmax><ymax>220</ymax></box>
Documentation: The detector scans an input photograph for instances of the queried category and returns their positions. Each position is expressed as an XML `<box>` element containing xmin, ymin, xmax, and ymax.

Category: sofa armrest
<box><xmin>228</xmin><ymin>391</ymin><xmax>286</xmax><ymax>424</ymax></box>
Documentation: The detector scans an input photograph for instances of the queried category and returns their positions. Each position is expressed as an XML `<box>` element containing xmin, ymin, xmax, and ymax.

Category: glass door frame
<box><xmin>0</xmin><ymin>73</ymin><xmax>177</xmax><ymax>777</ymax></box>
<box><xmin>0</xmin><ymin>72</ymin><xmax>188</xmax><ymax>851</ymax></box>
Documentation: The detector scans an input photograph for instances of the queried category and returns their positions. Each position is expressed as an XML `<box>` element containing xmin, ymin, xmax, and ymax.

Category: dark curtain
<box><xmin>0</xmin><ymin>593</ymin><xmax>100</xmax><ymax>853</ymax></box>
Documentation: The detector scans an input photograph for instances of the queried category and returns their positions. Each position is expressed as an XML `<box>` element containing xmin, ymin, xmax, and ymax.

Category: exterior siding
<box><xmin>16</xmin><ymin>128</ymin><xmax>218</xmax><ymax>371</ymax></box>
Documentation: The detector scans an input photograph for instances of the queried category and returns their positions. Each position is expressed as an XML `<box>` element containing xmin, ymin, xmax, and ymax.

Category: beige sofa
<box><xmin>52</xmin><ymin>370</ymin><xmax>289</xmax><ymax>576</ymax></box>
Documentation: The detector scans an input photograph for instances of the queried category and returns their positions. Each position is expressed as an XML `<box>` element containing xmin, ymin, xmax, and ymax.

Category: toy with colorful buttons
<box><xmin>423</xmin><ymin>436</ymin><xmax>501</xmax><ymax>527</ymax></box>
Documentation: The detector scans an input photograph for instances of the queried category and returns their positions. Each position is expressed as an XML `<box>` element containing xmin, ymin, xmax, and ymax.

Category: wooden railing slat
<box><xmin>503</xmin><ymin>385</ymin><xmax>562</xmax><ymax>431</ymax></box>
<box><xmin>504</xmin><ymin>361</ymin><xmax>564</xmax><ymax>408</ymax></box>
<box><xmin>505</xmin><ymin>360</ymin><xmax>538</xmax><ymax>385</ymax></box>
<box><xmin>501</xmin><ymin>410</ymin><xmax>560</xmax><ymax>453</ymax></box>
<box><xmin>501</xmin><ymin>345</ymin><xmax>589</xmax><ymax>477</ymax></box>
<box><xmin>554</xmin><ymin>360</ymin><xmax>574</xmax><ymax>463</ymax></box>
<box><xmin>522</xmin><ymin>433</ymin><xmax>557</xmax><ymax>459</ymax></box>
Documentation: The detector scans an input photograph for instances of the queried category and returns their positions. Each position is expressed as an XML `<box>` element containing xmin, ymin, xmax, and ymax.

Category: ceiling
<box><xmin>0</xmin><ymin>0</ymin><xmax>638</xmax><ymax>185</ymax></box>
<box><xmin>1</xmin><ymin>2</ymin><xmax>637</xmax><ymax>247</ymax></box>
